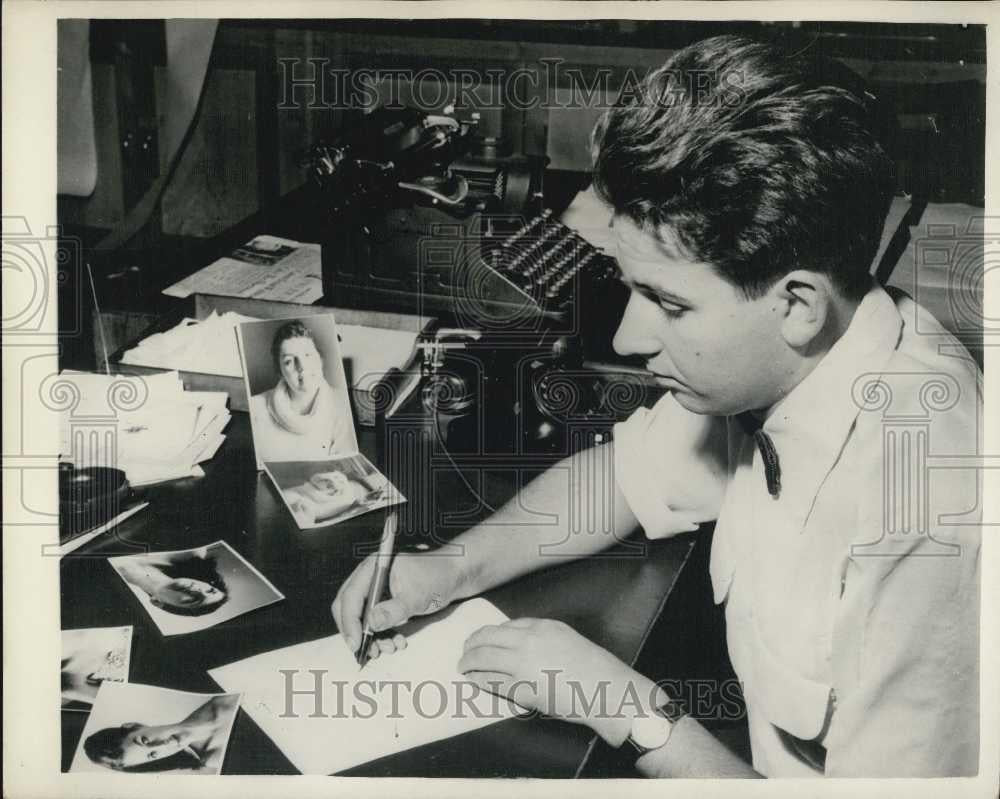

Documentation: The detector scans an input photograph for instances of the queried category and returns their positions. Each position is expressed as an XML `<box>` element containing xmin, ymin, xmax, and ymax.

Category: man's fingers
<box><xmin>463</xmin><ymin>624</ymin><xmax>525</xmax><ymax>652</ymax></box>
<box><xmin>368</xmin><ymin>633</ymin><xmax>408</xmax><ymax>660</ymax></box>
<box><xmin>457</xmin><ymin>645</ymin><xmax>518</xmax><ymax>676</ymax></box>
<box><xmin>333</xmin><ymin>555</ymin><xmax>375</xmax><ymax>652</ymax></box>
<box><xmin>503</xmin><ymin>617</ymin><xmax>540</xmax><ymax>629</ymax></box>
<box><xmin>465</xmin><ymin>671</ymin><xmax>513</xmax><ymax>696</ymax></box>
<box><xmin>369</xmin><ymin>597</ymin><xmax>411</xmax><ymax>632</ymax></box>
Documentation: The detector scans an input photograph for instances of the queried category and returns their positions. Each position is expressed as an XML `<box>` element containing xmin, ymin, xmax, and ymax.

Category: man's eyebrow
<box><xmin>614</xmin><ymin>270</ymin><xmax>692</xmax><ymax>305</ymax></box>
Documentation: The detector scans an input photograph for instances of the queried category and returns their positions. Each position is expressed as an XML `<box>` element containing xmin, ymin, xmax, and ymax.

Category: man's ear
<box><xmin>772</xmin><ymin>270</ymin><xmax>833</xmax><ymax>350</ymax></box>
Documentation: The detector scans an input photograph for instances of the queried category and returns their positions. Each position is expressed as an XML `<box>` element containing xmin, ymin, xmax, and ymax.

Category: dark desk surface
<box><xmin>60</xmin><ymin>413</ymin><xmax>694</xmax><ymax>777</ymax></box>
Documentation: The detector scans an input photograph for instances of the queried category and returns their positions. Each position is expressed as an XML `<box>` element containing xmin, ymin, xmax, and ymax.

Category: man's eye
<box><xmin>658</xmin><ymin>300</ymin><xmax>686</xmax><ymax>316</ymax></box>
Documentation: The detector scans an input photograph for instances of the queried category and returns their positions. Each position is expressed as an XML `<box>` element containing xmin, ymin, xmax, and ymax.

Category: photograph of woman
<box><xmin>264</xmin><ymin>454</ymin><xmax>405</xmax><ymax>529</ymax></box>
<box><xmin>108</xmin><ymin>541</ymin><xmax>284</xmax><ymax>636</ymax></box>
<box><xmin>71</xmin><ymin>683</ymin><xmax>240</xmax><ymax>774</ymax></box>
<box><xmin>61</xmin><ymin>626</ymin><xmax>132</xmax><ymax>711</ymax></box>
<box><xmin>239</xmin><ymin>316</ymin><xmax>358</xmax><ymax>466</ymax></box>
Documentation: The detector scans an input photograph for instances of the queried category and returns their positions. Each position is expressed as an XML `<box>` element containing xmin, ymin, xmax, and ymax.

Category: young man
<box><xmin>332</xmin><ymin>36</ymin><xmax>981</xmax><ymax>777</ymax></box>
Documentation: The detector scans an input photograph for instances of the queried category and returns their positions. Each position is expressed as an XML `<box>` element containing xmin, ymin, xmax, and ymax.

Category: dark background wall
<box><xmin>58</xmin><ymin>19</ymin><xmax>987</xmax><ymax>243</ymax></box>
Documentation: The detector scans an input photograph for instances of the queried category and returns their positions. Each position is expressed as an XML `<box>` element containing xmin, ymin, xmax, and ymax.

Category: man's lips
<box><xmin>648</xmin><ymin>372</ymin><xmax>684</xmax><ymax>389</ymax></box>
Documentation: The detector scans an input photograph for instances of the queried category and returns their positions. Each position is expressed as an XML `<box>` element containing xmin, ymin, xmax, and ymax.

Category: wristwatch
<box><xmin>625</xmin><ymin>698</ymin><xmax>687</xmax><ymax>760</ymax></box>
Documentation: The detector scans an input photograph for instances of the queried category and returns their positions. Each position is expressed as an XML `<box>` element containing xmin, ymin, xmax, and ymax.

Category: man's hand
<box><xmin>458</xmin><ymin>617</ymin><xmax>659</xmax><ymax>746</ymax></box>
<box><xmin>331</xmin><ymin>552</ymin><xmax>464</xmax><ymax>657</ymax></box>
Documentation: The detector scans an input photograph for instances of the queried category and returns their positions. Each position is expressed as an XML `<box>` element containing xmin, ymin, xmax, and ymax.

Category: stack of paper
<box><xmin>162</xmin><ymin>234</ymin><xmax>324</xmax><ymax>304</ymax></box>
<box><xmin>59</xmin><ymin>371</ymin><xmax>231</xmax><ymax>486</ymax></box>
<box><xmin>120</xmin><ymin>310</ymin><xmax>257</xmax><ymax>378</ymax></box>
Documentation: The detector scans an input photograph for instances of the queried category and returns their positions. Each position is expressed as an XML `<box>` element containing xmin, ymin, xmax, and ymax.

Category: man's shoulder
<box><xmin>875</xmin><ymin>290</ymin><xmax>981</xmax><ymax>441</ymax></box>
<box><xmin>841</xmin><ymin>293</ymin><xmax>982</xmax><ymax>558</ymax></box>
<box><xmin>889</xmin><ymin>289</ymin><xmax>981</xmax><ymax>386</ymax></box>
<box><xmin>615</xmin><ymin>389</ymin><xmax>730</xmax><ymax>461</ymax></box>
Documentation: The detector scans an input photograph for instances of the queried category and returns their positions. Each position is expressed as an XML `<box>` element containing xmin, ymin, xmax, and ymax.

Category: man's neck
<box><xmin>760</xmin><ymin>291</ymin><xmax>864</xmax><ymax>419</ymax></box>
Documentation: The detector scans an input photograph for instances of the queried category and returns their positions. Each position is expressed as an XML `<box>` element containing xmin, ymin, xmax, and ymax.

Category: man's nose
<box><xmin>612</xmin><ymin>292</ymin><xmax>663</xmax><ymax>358</ymax></box>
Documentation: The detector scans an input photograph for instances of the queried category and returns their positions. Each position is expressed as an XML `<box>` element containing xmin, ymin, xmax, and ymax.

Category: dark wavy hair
<box><xmin>271</xmin><ymin>320</ymin><xmax>321</xmax><ymax>367</ymax></box>
<box><xmin>83</xmin><ymin>723</ymin><xmax>203</xmax><ymax>772</ymax></box>
<box><xmin>154</xmin><ymin>553</ymin><xmax>229</xmax><ymax>617</ymax></box>
<box><xmin>592</xmin><ymin>35</ymin><xmax>895</xmax><ymax>300</ymax></box>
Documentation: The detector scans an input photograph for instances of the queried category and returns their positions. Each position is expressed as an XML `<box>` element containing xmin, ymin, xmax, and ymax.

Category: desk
<box><xmin>60</xmin><ymin>412</ymin><xmax>694</xmax><ymax>777</ymax></box>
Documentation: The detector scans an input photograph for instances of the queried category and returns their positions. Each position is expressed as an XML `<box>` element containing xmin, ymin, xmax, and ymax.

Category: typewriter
<box><xmin>301</xmin><ymin>106</ymin><xmax>619</xmax><ymax>331</ymax></box>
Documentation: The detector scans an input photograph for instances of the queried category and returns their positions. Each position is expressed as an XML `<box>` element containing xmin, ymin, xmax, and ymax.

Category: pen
<box><xmin>357</xmin><ymin>511</ymin><xmax>398</xmax><ymax>669</ymax></box>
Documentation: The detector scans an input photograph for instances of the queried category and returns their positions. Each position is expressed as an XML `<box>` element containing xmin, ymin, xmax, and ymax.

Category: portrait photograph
<box><xmin>264</xmin><ymin>453</ymin><xmax>406</xmax><ymax>530</ymax></box>
<box><xmin>237</xmin><ymin>314</ymin><xmax>358</xmax><ymax>467</ymax></box>
<box><xmin>108</xmin><ymin>541</ymin><xmax>285</xmax><ymax>636</ymax></box>
<box><xmin>69</xmin><ymin>682</ymin><xmax>241</xmax><ymax>775</ymax></box>
<box><xmin>60</xmin><ymin>626</ymin><xmax>132</xmax><ymax>712</ymax></box>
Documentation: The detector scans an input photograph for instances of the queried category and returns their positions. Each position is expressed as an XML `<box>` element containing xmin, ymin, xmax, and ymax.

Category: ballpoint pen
<box><xmin>356</xmin><ymin>510</ymin><xmax>398</xmax><ymax>669</ymax></box>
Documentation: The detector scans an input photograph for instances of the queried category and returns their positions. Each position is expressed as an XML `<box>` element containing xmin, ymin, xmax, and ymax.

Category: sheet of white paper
<box><xmin>128</xmin><ymin>463</ymin><xmax>204</xmax><ymax>487</ymax></box>
<box><xmin>120</xmin><ymin>311</ymin><xmax>257</xmax><ymax>377</ymax></box>
<box><xmin>162</xmin><ymin>235</ymin><xmax>324</xmax><ymax>303</ymax></box>
<box><xmin>337</xmin><ymin>324</ymin><xmax>419</xmax><ymax>381</ymax></box>
<box><xmin>208</xmin><ymin>598</ymin><xmax>518</xmax><ymax>774</ymax></box>
<box><xmin>56</xmin><ymin>370</ymin><xmax>232</xmax><ymax>484</ymax></box>
<box><xmin>50</xmin><ymin>503</ymin><xmax>149</xmax><ymax>557</ymax></box>
<box><xmin>57</xmin><ymin>370</ymin><xmax>186</xmax><ymax>420</ymax></box>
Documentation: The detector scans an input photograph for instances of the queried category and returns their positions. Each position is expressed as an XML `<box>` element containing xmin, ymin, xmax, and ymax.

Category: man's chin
<box><xmin>668</xmin><ymin>389</ymin><xmax>721</xmax><ymax>416</ymax></box>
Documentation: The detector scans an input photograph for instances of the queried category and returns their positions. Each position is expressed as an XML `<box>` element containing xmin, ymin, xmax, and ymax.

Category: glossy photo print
<box><xmin>237</xmin><ymin>314</ymin><xmax>358</xmax><ymax>468</ymax></box>
<box><xmin>108</xmin><ymin>541</ymin><xmax>284</xmax><ymax>636</ymax></box>
<box><xmin>264</xmin><ymin>453</ymin><xmax>406</xmax><ymax>530</ymax></box>
<box><xmin>69</xmin><ymin>682</ymin><xmax>241</xmax><ymax>775</ymax></box>
<box><xmin>61</xmin><ymin>626</ymin><xmax>133</xmax><ymax>711</ymax></box>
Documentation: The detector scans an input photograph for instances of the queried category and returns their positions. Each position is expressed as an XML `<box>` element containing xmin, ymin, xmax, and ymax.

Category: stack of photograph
<box><xmin>237</xmin><ymin>314</ymin><xmax>406</xmax><ymax>529</ymax></box>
